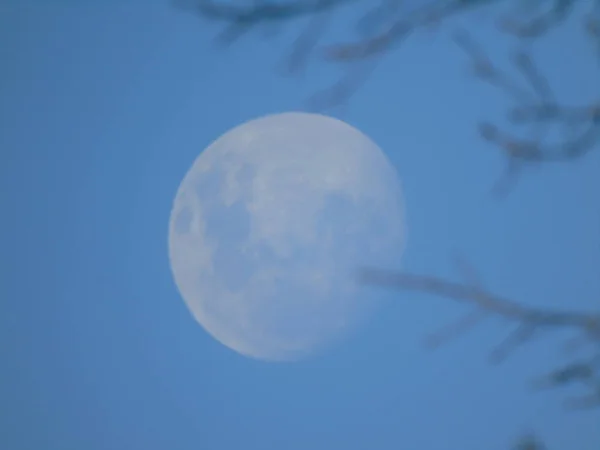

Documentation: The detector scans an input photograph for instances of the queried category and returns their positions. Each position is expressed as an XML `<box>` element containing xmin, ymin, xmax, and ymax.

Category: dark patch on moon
<box><xmin>235</xmin><ymin>163</ymin><xmax>255</xmax><ymax>192</ymax></box>
<box><xmin>195</xmin><ymin>164</ymin><xmax>257</xmax><ymax>292</ymax></box>
<box><xmin>204</xmin><ymin>199</ymin><xmax>254</xmax><ymax>292</ymax></box>
<box><xmin>193</xmin><ymin>167</ymin><xmax>222</xmax><ymax>209</ymax></box>
<box><xmin>173</xmin><ymin>207</ymin><xmax>193</xmax><ymax>234</ymax></box>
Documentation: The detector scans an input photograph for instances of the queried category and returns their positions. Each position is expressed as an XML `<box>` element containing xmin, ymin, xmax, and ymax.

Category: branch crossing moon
<box><xmin>168</xmin><ymin>112</ymin><xmax>405</xmax><ymax>361</ymax></box>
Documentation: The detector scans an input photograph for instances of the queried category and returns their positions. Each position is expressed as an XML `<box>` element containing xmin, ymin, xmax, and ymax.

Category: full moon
<box><xmin>168</xmin><ymin>112</ymin><xmax>405</xmax><ymax>361</ymax></box>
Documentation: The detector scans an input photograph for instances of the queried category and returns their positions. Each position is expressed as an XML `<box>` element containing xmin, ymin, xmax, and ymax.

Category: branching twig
<box><xmin>180</xmin><ymin>0</ymin><xmax>600</xmax><ymax>413</ymax></box>
<box><xmin>357</xmin><ymin>264</ymin><xmax>600</xmax><ymax>407</ymax></box>
<box><xmin>174</xmin><ymin>0</ymin><xmax>354</xmax><ymax>45</ymax></box>
<box><xmin>513</xmin><ymin>433</ymin><xmax>546</xmax><ymax>450</ymax></box>
<box><xmin>357</xmin><ymin>267</ymin><xmax>599</xmax><ymax>330</ymax></box>
<box><xmin>177</xmin><ymin>0</ymin><xmax>588</xmax><ymax>112</ymax></box>
<box><xmin>498</xmin><ymin>0</ymin><xmax>577</xmax><ymax>38</ymax></box>
<box><xmin>455</xmin><ymin>29</ymin><xmax>600</xmax><ymax>197</ymax></box>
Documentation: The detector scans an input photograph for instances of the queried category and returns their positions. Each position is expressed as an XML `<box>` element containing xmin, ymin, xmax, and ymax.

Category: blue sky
<box><xmin>1</xmin><ymin>1</ymin><xmax>599</xmax><ymax>450</ymax></box>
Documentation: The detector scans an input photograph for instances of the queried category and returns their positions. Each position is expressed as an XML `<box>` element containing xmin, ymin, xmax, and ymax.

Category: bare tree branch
<box><xmin>513</xmin><ymin>432</ymin><xmax>547</xmax><ymax>450</ymax></box>
<box><xmin>498</xmin><ymin>0</ymin><xmax>577</xmax><ymax>38</ymax></box>
<box><xmin>454</xmin><ymin>28</ymin><xmax>600</xmax><ymax>196</ymax></box>
<box><xmin>356</xmin><ymin>264</ymin><xmax>600</xmax><ymax>407</ymax></box>
<box><xmin>282</xmin><ymin>8</ymin><xmax>332</xmax><ymax>74</ymax></box>
<box><xmin>357</xmin><ymin>267</ymin><xmax>600</xmax><ymax>330</ymax></box>
<box><xmin>178</xmin><ymin>0</ymin><xmax>600</xmax><ymax>416</ymax></box>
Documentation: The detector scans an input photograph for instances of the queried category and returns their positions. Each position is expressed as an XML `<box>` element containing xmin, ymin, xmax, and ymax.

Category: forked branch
<box><xmin>454</xmin><ymin>29</ymin><xmax>600</xmax><ymax>197</ymax></box>
<box><xmin>357</xmin><ymin>263</ymin><xmax>600</xmax><ymax>409</ymax></box>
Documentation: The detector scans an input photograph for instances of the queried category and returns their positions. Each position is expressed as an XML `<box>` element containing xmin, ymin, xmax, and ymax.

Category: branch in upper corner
<box><xmin>174</xmin><ymin>0</ymin><xmax>354</xmax><ymax>24</ymax></box>
<box><xmin>498</xmin><ymin>0</ymin><xmax>578</xmax><ymax>38</ymax></box>
<box><xmin>173</xmin><ymin>0</ymin><xmax>354</xmax><ymax>46</ymax></box>
<box><xmin>282</xmin><ymin>9</ymin><xmax>332</xmax><ymax>75</ymax></box>
<box><xmin>319</xmin><ymin>0</ymin><xmax>505</xmax><ymax>66</ymax></box>
<box><xmin>174</xmin><ymin>0</ymin><xmax>588</xmax><ymax>100</ymax></box>
<box><xmin>323</xmin><ymin>18</ymin><xmax>412</xmax><ymax>62</ymax></box>
<box><xmin>454</xmin><ymin>29</ymin><xmax>600</xmax><ymax>197</ymax></box>
<box><xmin>584</xmin><ymin>6</ymin><xmax>600</xmax><ymax>58</ymax></box>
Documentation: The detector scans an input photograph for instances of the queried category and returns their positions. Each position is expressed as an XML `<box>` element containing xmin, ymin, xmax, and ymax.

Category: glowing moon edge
<box><xmin>168</xmin><ymin>112</ymin><xmax>406</xmax><ymax>361</ymax></box>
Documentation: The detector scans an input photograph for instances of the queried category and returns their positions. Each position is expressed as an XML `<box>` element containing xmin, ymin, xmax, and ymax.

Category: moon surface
<box><xmin>168</xmin><ymin>112</ymin><xmax>405</xmax><ymax>361</ymax></box>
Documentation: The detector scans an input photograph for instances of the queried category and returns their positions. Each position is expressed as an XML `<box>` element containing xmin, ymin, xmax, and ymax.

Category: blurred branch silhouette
<box><xmin>357</xmin><ymin>258</ymin><xmax>600</xmax><ymax>410</ymax></box>
<box><xmin>176</xmin><ymin>0</ymin><xmax>600</xmax><ymax>193</ymax></box>
<box><xmin>513</xmin><ymin>433</ymin><xmax>547</xmax><ymax>450</ymax></box>
<box><xmin>174</xmin><ymin>0</ymin><xmax>600</xmax><ymax>413</ymax></box>
<box><xmin>453</xmin><ymin>28</ymin><xmax>600</xmax><ymax>197</ymax></box>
